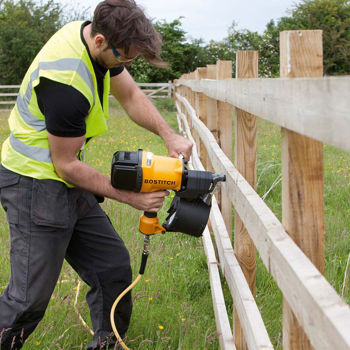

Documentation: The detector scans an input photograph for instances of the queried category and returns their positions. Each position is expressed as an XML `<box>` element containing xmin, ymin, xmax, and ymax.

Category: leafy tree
<box><xmin>129</xmin><ymin>18</ymin><xmax>207</xmax><ymax>82</ymax></box>
<box><xmin>259</xmin><ymin>20</ymin><xmax>281</xmax><ymax>77</ymax></box>
<box><xmin>262</xmin><ymin>0</ymin><xmax>350</xmax><ymax>75</ymax></box>
<box><xmin>223</xmin><ymin>22</ymin><xmax>263</xmax><ymax>76</ymax></box>
<box><xmin>218</xmin><ymin>0</ymin><xmax>350</xmax><ymax>77</ymax></box>
<box><xmin>200</xmin><ymin>39</ymin><xmax>233</xmax><ymax>66</ymax></box>
<box><xmin>0</xmin><ymin>0</ymin><xmax>88</xmax><ymax>84</ymax></box>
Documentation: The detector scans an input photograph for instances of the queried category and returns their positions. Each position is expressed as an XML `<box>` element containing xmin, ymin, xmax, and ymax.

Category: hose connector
<box><xmin>139</xmin><ymin>235</ymin><xmax>150</xmax><ymax>275</ymax></box>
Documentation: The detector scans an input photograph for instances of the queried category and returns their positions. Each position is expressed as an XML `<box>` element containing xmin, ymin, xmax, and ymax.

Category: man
<box><xmin>0</xmin><ymin>0</ymin><xmax>192</xmax><ymax>349</ymax></box>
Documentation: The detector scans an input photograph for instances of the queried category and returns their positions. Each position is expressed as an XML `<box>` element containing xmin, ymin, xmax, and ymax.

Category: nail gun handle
<box><xmin>139</xmin><ymin>211</ymin><xmax>165</xmax><ymax>235</ymax></box>
<box><xmin>144</xmin><ymin>211</ymin><xmax>157</xmax><ymax>218</ymax></box>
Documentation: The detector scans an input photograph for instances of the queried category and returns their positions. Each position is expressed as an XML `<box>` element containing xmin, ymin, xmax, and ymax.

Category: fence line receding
<box><xmin>174</xmin><ymin>29</ymin><xmax>350</xmax><ymax>350</ymax></box>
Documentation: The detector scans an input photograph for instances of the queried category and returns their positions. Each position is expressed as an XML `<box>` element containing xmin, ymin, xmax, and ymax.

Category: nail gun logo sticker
<box><xmin>144</xmin><ymin>179</ymin><xmax>176</xmax><ymax>186</ymax></box>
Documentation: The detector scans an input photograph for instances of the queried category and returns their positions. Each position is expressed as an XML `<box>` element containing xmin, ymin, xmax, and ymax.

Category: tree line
<box><xmin>0</xmin><ymin>0</ymin><xmax>349</xmax><ymax>84</ymax></box>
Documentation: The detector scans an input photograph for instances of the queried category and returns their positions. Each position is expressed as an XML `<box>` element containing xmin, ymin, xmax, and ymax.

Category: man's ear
<box><xmin>94</xmin><ymin>33</ymin><xmax>107</xmax><ymax>49</ymax></box>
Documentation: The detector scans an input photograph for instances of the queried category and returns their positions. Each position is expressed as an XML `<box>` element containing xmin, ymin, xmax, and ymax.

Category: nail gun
<box><xmin>111</xmin><ymin>149</ymin><xmax>225</xmax><ymax>236</ymax></box>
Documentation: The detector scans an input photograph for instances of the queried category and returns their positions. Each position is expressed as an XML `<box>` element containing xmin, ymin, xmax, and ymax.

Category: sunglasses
<box><xmin>109</xmin><ymin>44</ymin><xmax>138</xmax><ymax>62</ymax></box>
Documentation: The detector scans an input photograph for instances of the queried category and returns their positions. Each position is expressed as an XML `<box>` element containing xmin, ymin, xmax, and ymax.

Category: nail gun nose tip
<box><xmin>218</xmin><ymin>174</ymin><xmax>226</xmax><ymax>182</ymax></box>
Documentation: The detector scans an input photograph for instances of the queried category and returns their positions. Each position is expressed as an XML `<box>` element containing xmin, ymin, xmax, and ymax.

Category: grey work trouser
<box><xmin>0</xmin><ymin>166</ymin><xmax>132</xmax><ymax>350</ymax></box>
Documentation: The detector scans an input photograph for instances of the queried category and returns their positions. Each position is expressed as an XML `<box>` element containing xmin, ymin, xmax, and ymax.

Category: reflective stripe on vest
<box><xmin>9</xmin><ymin>133</ymin><xmax>51</xmax><ymax>163</ymax></box>
<box><xmin>17</xmin><ymin>58</ymin><xmax>95</xmax><ymax>132</ymax></box>
<box><xmin>1</xmin><ymin>21</ymin><xmax>110</xmax><ymax>184</ymax></box>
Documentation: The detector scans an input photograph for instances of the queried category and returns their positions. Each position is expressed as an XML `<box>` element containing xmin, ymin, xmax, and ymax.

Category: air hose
<box><xmin>110</xmin><ymin>235</ymin><xmax>150</xmax><ymax>350</ymax></box>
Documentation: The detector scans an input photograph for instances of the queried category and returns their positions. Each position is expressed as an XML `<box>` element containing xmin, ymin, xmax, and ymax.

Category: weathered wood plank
<box><xmin>202</xmin><ymin>228</ymin><xmax>236</xmax><ymax>350</ymax></box>
<box><xmin>136</xmin><ymin>83</ymin><xmax>171</xmax><ymax>87</ymax></box>
<box><xmin>195</xmin><ymin>67</ymin><xmax>208</xmax><ymax>169</ymax></box>
<box><xmin>0</xmin><ymin>93</ymin><xmax>18</xmax><ymax>97</ymax></box>
<box><xmin>177</xmin><ymin>104</ymin><xmax>273</xmax><ymax>350</ymax></box>
<box><xmin>216</xmin><ymin>60</ymin><xmax>233</xmax><ymax>240</ymax></box>
<box><xmin>176</xmin><ymin>76</ymin><xmax>350</xmax><ymax>152</ymax></box>
<box><xmin>234</xmin><ymin>51</ymin><xmax>258</xmax><ymax>350</ymax></box>
<box><xmin>206</xmin><ymin>65</ymin><xmax>218</xmax><ymax>172</ymax></box>
<box><xmin>280</xmin><ymin>29</ymin><xmax>324</xmax><ymax>350</ymax></box>
<box><xmin>175</xmin><ymin>92</ymin><xmax>350</xmax><ymax>350</ymax></box>
<box><xmin>0</xmin><ymin>85</ymin><xmax>20</xmax><ymax>89</ymax></box>
<box><xmin>175</xmin><ymin>111</ymin><xmax>235</xmax><ymax>348</ymax></box>
<box><xmin>0</xmin><ymin>101</ymin><xmax>16</xmax><ymax>105</ymax></box>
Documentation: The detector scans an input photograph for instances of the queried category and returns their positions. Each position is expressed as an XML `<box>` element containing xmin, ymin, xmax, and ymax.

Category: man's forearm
<box><xmin>54</xmin><ymin>157</ymin><xmax>129</xmax><ymax>202</ymax></box>
<box><xmin>110</xmin><ymin>70</ymin><xmax>192</xmax><ymax>159</ymax></box>
<box><xmin>53</xmin><ymin>158</ymin><xmax>168</xmax><ymax>212</ymax></box>
<box><xmin>120</xmin><ymin>87</ymin><xmax>176</xmax><ymax>139</ymax></box>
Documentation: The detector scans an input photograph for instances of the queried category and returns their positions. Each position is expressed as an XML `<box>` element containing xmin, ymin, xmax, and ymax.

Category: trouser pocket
<box><xmin>31</xmin><ymin>179</ymin><xmax>69</xmax><ymax>229</ymax></box>
<box><xmin>0</xmin><ymin>165</ymin><xmax>21</xmax><ymax>224</ymax></box>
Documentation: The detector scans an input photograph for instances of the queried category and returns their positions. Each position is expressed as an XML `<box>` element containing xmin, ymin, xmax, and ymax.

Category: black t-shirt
<box><xmin>35</xmin><ymin>21</ymin><xmax>124</xmax><ymax>137</ymax></box>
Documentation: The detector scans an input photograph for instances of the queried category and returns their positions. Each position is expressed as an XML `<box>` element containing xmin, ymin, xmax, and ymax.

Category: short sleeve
<box><xmin>35</xmin><ymin>78</ymin><xmax>90</xmax><ymax>137</ymax></box>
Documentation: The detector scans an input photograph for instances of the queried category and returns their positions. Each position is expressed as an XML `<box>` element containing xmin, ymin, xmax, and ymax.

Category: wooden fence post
<box><xmin>168</xmin><ymin>80</ymin><xmax>172</xmax><ymax>98</ymax></box>
<box><xmin>195</xmin><ymin>67</ymin><xmax>208</xmax><ymax>168</ymax></box>
<box><xmin>179</xmin><ymin>75</ymin><xmax>186</xmax><ymax>128</ymax></box>
<box><xmin>183</xmin><ymin>74</ymin><xmax>191</xmax><ymax>132</ymax></box>
<box><xmin>189</xmin><ymin>71</ymin><xmax>201</xmax><ymax>155</ymax></box>
<box><xmin>216</xmin><ymin>60</ymin><xmax>233</xmax><ymax>237</ymax></box>
<box><xmin>280</xmin><ymin>30</ymin><xmax>324</xmax><ymax>350</ymax></box>
<box><xmin>173</xmin><ymin>80</ymin><xmax>178</xmax><ymax>100</ymax></box>
<box><xmin>206</xmin><ymin>64</ymin><xmax>219</xmax><ymax>173</ymax></box>
<box><xmin>233</xmin><ymin>50</ymin><xmax>258</xmax><ymax>350</ymax></box>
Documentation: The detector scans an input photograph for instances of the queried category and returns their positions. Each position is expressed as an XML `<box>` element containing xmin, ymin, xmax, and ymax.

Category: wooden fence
<box><xmin>0</xmin><ymin>82</ymin><xmax>173</xmax><ymax>111</ymax></box>
<box><xmin>174</xmin><ymin>30</ymin><xmax>350</xmax><ymax>350</ymax></box>
<box><xmin>137</xmin><ymin>82</ymin><xmax>172</xmax><ymax>99</ymax></box>
<box><xmin>0</xmin><ymin>85</ymin><xmax>20</xmax><ymax>110</ymax></box>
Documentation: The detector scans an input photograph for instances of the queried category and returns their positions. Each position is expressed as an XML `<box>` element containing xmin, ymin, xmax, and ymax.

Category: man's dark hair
<box><xmin>91</xmin><ymin>0</ymin><xmax>167</xmax><ymax>67</ymax></box>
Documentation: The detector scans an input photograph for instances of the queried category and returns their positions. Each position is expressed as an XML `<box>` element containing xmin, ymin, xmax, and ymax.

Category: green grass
<box><xmin>0</xmin><ymin>99</ymin><xmax>349</xmax><ymax>349</ymax></box>
<box><xmin>252</xmin><ymin>117</ymin><xmax>350</xmax><ymax>348</ymax></box>
<box><xmin>0</xmin><ymin>101</ymin><xmax>218</xmax><ymax>349</ymax></box>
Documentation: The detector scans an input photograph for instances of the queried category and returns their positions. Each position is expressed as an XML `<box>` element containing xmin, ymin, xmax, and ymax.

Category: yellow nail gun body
<box><xmin>111</xmin><ymin>149</ymin><xmax>225</xmax><ymax>236</ymax></box>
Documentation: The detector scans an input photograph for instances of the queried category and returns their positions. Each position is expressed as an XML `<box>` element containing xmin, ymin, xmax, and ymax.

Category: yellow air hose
<box><xmin>110</xmin><ymin>274</ymin><xmax>143</xmax><ymax>350</ymax></box>
<box><xmin>110</xmin><ymin>235</ymin><xmax>150</xmax><ymax>350</ymax></box>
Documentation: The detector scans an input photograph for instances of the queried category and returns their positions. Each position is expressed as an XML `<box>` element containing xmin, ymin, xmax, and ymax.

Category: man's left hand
<box><xmin>165</xmin><ymin>133</ymin><xmax>193</xmax><ymax>160</ymax></box>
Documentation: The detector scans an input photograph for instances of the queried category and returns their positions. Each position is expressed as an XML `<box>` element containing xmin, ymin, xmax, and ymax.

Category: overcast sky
<box><xmin>60</xmin><ymin>0</ymin><xmax>298</xmax><ymax>43</ymax></box>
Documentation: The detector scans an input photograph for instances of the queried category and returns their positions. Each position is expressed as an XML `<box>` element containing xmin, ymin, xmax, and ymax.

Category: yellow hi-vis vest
<box><xmin>1</xmin><ymin>21</ymin><xmax>110</xmax><ymax>185</ymax></box>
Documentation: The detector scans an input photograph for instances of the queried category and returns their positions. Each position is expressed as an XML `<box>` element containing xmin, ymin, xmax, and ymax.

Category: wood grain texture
<box><xmin>206</xmin><ymin>64</ymin><xmax>218</xmax><ymax>173</ymax></box>
<box><xmin>216</xmin><ymin>60</ymin><xmax>233</xmax><ymax>239</ymax></box>
<box><xmin>195</xmin><ymin>67</ymin><xmax>208</xmax><ymax>168</ymax></box>
<box><xmin>177</xmin><ymin>105</ymin><xmax>273</xmax><ymax>350</ymax></box>
<box><xmin>176</xmin><ymin>76</ymin><xmax>350</xmax><ymax>152</ymax></box>
<box><xmin>189</xmin><ymin>71</ymin><xmax>200</xmax><ymax>155</ymax></box>
<box><xmin>280</xmin><ymin>30</ymin><xmax>324</xmax><ymax>350</ymax></box>
<box><xmin>234</xmin><ymin>51</ymin><xmax>259</xmax><ymax>350</ymax></box>
<box><xmin>175</xmin><ymin>102</ymin><xmax>235</xmax><ymax>349</ymax></box>
<box><xmin>175</xmin><ymin>92</ymin><xmax>350</xmax><ymax>350</ymax></box>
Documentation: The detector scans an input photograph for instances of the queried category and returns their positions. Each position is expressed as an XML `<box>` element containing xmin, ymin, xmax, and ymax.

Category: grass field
<box><xmin>0</xmin><ymin>98</ymin><xmax>349</xmax><ymax>349</ymax></box>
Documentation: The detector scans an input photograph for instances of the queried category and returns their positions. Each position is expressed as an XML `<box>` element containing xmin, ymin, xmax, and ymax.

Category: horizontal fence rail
<box><xmin>179</xmin><ymin>76</ymin><xmax>350</xmax><ymax>152</ymax></box>
<box><xmin>136</xmin><ymin>82</ymin><xmax>173</xmax><ymax>99</ymax></box>
<box><xmin>0</xmin><ymin>85</ymin><xmax>20</xmax><ymax>108</ymax></box>
<box><xmin>175</xmin><ymin>91</ymin><xmax>350</xmax><ymax>350</ymax></box>
<box><xmin>176</xmin><ymin>101</ymin><xmax>273</xmax><ymax>350</ymax></box>
<box><xmin>0</xmin><ymin>82</ymin><xmax>173</xmax><ymax>110</ymax></box>
<box><xmin>174</xmin><ymin>29</ymin><xmax>350</xmax><ymax>350</ymax></box>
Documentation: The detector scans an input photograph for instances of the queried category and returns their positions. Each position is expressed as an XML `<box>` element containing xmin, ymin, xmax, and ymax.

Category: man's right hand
<box><xmin>120</xmin><ymin>190</ymin><xmax>169</xmax><ymax>212</ymax></box>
